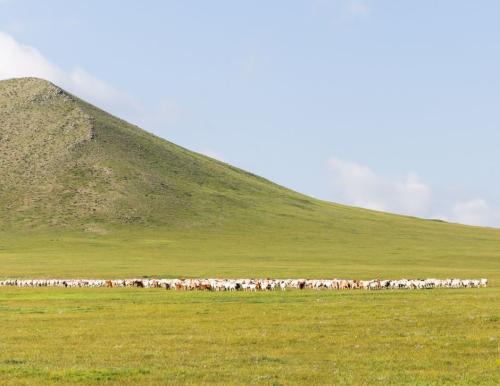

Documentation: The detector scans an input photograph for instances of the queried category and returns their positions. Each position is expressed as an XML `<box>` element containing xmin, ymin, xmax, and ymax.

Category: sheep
<box><xmin>0</xmin><ymin>277</ymin><xmax>488</xmax><ymax>291</ymax></box>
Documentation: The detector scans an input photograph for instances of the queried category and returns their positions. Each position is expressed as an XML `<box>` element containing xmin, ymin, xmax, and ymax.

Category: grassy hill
<box><xmin>0</xmin><ymin>77</ymin><xmax>315</xmax><ymax>230</ymax></box>
<box><xmin>1</xmin><ymin>77</ymin><xmax>499</xmax><ymax>280</ymax></box>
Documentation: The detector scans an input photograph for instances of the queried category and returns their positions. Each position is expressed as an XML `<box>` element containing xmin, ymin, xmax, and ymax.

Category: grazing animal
<box><xmin>0</xmin><ymin>277</ymin><xmax>488</xmax><ymax>291</ymax></box>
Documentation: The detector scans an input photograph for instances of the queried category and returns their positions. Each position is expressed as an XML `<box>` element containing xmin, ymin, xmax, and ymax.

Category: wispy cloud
<box><xmin>451</xmin><ymin>199</ymin><xmax>498</xmax><ymax>227</ymax></box>
<box><xmin>328</xmin><ymin>157</ymin><xmax>431</xmax><ymax>217</ymax></box>
<box><xmin>328</xmin><ymin>156</ymin><xmax>499</xmax><ymax>227</ymax></box>
<box><xmin>0</xmin><ymin>31</ymin><xmax>179</xmax><ymax>129</ymax></box>
<box><xmin>0</xmin><ymin>31</ymin><xmax>137</xmax><ymax>114</ymax></box>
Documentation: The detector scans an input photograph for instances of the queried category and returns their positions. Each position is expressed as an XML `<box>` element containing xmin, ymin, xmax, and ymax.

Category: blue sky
<box><xmin>1</xmin><ymin>0</ymin><xmax>499</xmax><ymax>226</ymax></box>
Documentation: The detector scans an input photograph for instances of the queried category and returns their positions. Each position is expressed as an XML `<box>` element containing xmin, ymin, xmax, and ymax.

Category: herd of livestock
<box><xmin>0</xmin><ymin>278</ymin><xmax>488</xmax><ymax>291</ymax></box>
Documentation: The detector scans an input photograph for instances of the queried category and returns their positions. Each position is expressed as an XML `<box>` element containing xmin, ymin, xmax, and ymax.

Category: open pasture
<box><xmin>0</xmin><ymin>287</ymin><xmax>498</xmax><ymax>385</ymax></box>
<box><xmin>1</xmin><ymin>227</ymin><xmax>499</xmax><ymax>384</ymax></box>
<box><xmin>2</xmin><ymin>225</ymin><xmax>500</xmax><ymax>281</ymax></box>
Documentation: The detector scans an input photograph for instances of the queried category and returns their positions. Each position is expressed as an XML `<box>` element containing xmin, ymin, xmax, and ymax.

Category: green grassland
<box><xmin>1</xmin><ymin>223</ymin><xmax>499</xmax><ymax>385</ymax></box>
<box><xmin>0</xmin><ymin>288</ymin><xmax>498</xmax><ymax>385</ymax></box>
<box><xmin>1</xmin><ymin>222</ymin><xmax>500</xmax><ymax>281</ymax></box>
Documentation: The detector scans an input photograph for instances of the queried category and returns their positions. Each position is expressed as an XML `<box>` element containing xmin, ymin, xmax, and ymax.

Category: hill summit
<box><xmin>0</xmin><ymin>77</ymin><xmax>320</xmax><ymax>230</ymax></box>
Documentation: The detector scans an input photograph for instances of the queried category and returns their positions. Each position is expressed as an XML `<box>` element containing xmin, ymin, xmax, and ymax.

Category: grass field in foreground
<box><xmin>0</xmin><ymin>288</ymin><xmax>498</xmax><ymax>385</ymax></box>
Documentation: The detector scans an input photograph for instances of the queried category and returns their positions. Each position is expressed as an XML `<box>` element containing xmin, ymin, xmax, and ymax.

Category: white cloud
<box><xmin>0</xmin><ymin>31</ymin><xmax>161</xmax><ymax>123</ymax></box>
<box><xmin>0</xmin><ymin>31</ymin><xmax>59</xmax><ymax>80</ymax></box>
<box><xmin>328</xmin><ymin>156</ymin><xmax>499</xmax><ymax>227</ymax></box>
<box><xmin>328</xmin><ymin>157</ymin><xmax>431</xmax><ymax>217</ymax></box>
<box><xmin>451</xmin><ymin>199</ymin><xmax>495</xmax><ymax>227</ymax></box>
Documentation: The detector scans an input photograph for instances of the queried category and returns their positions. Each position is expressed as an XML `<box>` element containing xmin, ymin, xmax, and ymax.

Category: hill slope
<box><xmin>0</xmin><ymin>77</ymin><xmax>319</xmax><ymax>230</ymax></box>
<box><xmin>1</xmin><ymin>77</ymin><xmax>499</xmax><ymax>279</ymax></box>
